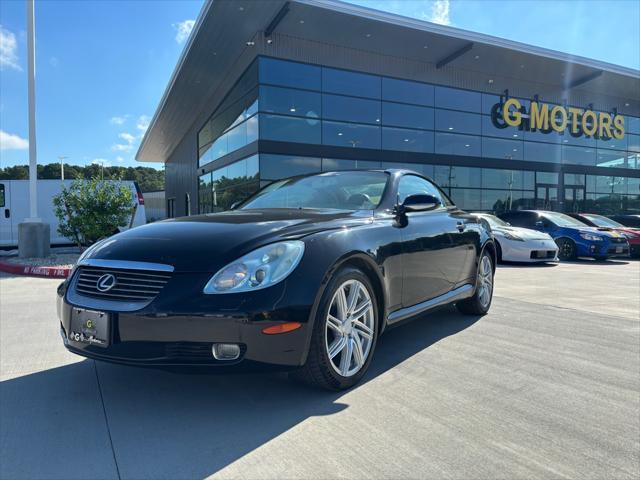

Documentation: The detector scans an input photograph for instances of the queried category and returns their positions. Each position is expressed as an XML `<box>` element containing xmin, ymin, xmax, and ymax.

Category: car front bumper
<box><xmin>576</xmin><ymin>239</ymin><xmax>630</xmax><ymax>258</ymax></box>
<box><xmin>499</xmin><ymin>238</ymin><xmax>559</xmax><ymax>262</ymax></box>
<box><xmin>57</xmin><ymin>274</ymin><xmax>316</xmax><ymax>370</ymax></box>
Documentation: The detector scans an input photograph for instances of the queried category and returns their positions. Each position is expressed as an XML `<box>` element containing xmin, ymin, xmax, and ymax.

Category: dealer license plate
<box><xmin>69</xmin><ymin>308</ymin><xmax>110</xmax><ymax>347</ymax></box>
<box><xmin>615</xmin><ymin>246</ymin><xmax>623</xmax><ymax>253</ymax></box>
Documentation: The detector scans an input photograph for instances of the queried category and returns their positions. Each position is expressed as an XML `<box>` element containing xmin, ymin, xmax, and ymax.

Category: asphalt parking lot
<box><xmin>1</xmin><ymin>259</ymin><xmax>639</xmax><ymax>479</ymax></box>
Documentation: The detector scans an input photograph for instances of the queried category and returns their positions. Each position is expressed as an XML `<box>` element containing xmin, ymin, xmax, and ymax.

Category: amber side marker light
<box><xmin>262</xmin><ymin>322</ymin><xmax>302</xmax><ymax>335</ymax></box>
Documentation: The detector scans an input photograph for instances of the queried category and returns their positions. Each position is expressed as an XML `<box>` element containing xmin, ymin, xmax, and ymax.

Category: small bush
<box><xmin>53</xmin><ymin>177</ymin><xmax>134</xmax><ymax>248</ymax></box>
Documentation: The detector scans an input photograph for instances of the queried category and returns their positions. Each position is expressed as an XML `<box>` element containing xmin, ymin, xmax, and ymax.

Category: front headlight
<box><xmin>203</xmin><ymin>241</ymin><xmax>305</xmax><ymax>294</ymax></box>
<box><xmin>580</xmin><ymin>232</ymin><xmax>603</xmax><ymax>242</ymax></box>
<box><xmin>503</xmin><ymin>231</ymin><xmax>524</xmax><ymax>241</ymax></box>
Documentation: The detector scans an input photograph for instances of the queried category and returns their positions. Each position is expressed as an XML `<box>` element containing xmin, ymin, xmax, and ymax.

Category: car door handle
<box><xmin>4</xmin><ymin>209</ymin><xmax>8</xmax><ymax>219</ymax></box>
<box><xmin>456</xmin><ymin>222</ymin><xmax>465</xmax><ymax>232</ymax></box>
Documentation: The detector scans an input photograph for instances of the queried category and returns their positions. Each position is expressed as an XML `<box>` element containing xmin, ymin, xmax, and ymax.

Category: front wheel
<box><xmin>456</xmin><ymin>250</ymin><xmax>494</xmax><ymax>316</ymax></box>
<box><xmin>556</xmin><ymin>238</ymin><xmax>577</xmax><ymax>261</ymax></box>
<box><xmin>294</xmin><ymin>267</ymin><xmax>378</xmax><ymax>390</ymax></box>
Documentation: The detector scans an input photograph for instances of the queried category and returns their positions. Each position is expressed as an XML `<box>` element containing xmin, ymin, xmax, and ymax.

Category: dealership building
<box><xmin>136</xmin><ymin>0</ymin><xmax>640</xmax><ymax>217</ymax></box>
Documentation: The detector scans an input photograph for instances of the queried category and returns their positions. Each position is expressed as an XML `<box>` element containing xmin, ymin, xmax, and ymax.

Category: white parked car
<box><xmin>472</xmin><ymin>213</ymin><xmax>559</xmax><ymax>263</ymax></box>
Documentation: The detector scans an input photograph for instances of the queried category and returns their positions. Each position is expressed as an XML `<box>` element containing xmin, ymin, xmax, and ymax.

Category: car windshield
<box><xmin>476</xmin><ymin>214</ymin><xmax>509</xmax><ymax>228</ymax></box>
<box><xmin>542</xmin><ymin>212</ymin><xmax>589</xmax><ymax>227</ymax></box>
<box><xmin>239</xmin><ymin>171</ymin><xmax>388</xmax><ymax>211</ymax></box>
<box><xmin>582</xmin><ymin>214</ymin><xmax>624</xmax><ymax>228</ymax></box>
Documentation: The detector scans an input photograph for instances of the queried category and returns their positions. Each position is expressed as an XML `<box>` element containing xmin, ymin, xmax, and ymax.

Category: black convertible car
<box><xmin>57</xmin><ymin>170</ymin><xmax>496</xmax><ymax>390</ymax></box>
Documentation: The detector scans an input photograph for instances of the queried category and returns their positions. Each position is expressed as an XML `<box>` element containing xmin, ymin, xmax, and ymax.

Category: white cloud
<box><xmin>115</xmin><ymin>156</ymin><xmax>125</xmax><ymax>163</ymax></box>
<box><xmin>92</xmin><ymin>158</ymin><xmax>111</xmax><ymax>167</ymax></box>
<box><xmin>429</xmin><ymin>0</ymin><xmax>451</xmax><ymax>26</ymax></box>
<box><xmin>111</xmin><ymin>131</ymin><xmax>136</xmax><ymax>152</ymax></box>
<box><xmin>110</xmin><ymin>115</ymin><xmax>128</xmax><ymax>125</ymax></box>
<box><xmin>136</xmin><ymin>115</ymin><xmax>150</xmax><ymax>133</ymax></box>
<box><xmin>0</xmin><ymin>130</ymin><xmax>28</xmax><ymax>150</ymax></box>
<box><xmin>119</xmin><ymin>132</ymin><xmax>136</xmax><ymax>144</ymax></box>
<box><xmin>0</xmin><ymin>26</ymin><xmax>21</xmax><ymax>71</ymax></box>
<box><xmin>173</xmin><ymin>19</ymin><xmax>195</xmax><ymax>44</ymax></box>
<box><xmin>49</xmin><ymin>56</ymin><xmax>59</xmax><ymax>67</ymax></box>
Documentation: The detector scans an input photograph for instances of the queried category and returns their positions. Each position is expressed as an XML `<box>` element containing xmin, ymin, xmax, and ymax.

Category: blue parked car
<box><xmin>498</xmin><ymin>210</ymin><xmax>630</xmax><ymax>261</ymax></box>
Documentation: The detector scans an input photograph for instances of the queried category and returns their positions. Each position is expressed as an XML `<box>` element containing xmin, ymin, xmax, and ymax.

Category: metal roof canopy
<box><xmin>137</xmin><ymin>0</ymin><xmax>640</xmax><ymax>163</ymax></box>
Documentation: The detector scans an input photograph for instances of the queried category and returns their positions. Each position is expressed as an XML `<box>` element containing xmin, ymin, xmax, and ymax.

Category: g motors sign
<box><xmin>491</xmin><ymin>98</ymin><xmax>625</xmax><ymax>139</ymax></box>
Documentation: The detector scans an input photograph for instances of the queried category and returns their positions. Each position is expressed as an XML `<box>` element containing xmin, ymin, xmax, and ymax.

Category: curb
<box><xmin>0</xmin><ymin>260</ymin><xmax>71</xmax><ymax>279</ymax></box>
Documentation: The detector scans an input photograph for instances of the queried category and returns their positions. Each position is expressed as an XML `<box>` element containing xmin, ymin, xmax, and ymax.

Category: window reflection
<box><xmin>596</xmin><ymin>149</ymin><xmax>627</xmax><ymax>168</ymax></box>
<box><xmin>322</xmin><ymin>67</ymin><xmax>381</xmax><ymax>98</ymax></box>
<box><xmin>260</xmin><ymin>114</ymin><xmax>321</xmax><ymax>144</ymax></box>
<box><xmin>435</xmin><ymin>132</ymin><xmax>480</xmax><ymax>156</ymax></box>
<box><xmin>260</xmin><ymin>86</ymin><xmax>321</xmax><ymax>118</ymax></box>
<box><xmin>524</xmin><ymin>141</ymin><xmax>561</xmax><ymax>163</ymax></box>
<box><xmin>323</xmin><ymin>121</ymin><xmax>381</xmax><ymax>149</ymax></box>
<box><xmin>322</xmin><ymin>159</ymin><xmax>381</xmax><ymax>171</ymax></box>
<box><xmin>449</xmin><ymin>188</ymin><xmax>482</xmax><ymax>210</ymax></box>
<box><xmin>199</xmin><ymin>155</ymin><xmax>260</xmax><ymax>213</ymax></box>
<box><xmin>260</xmin><ymin>154</ymin><xmax>322</xmax><ymax>181</ymax></box>
<box><xmin>382</xmin><ymin>77</ymin><xmax>434</xmax><ymax>106</ymax></box>
<box><xmin>435</xmin><ymin>110</ymin><xmax>481</xmax><ymax>135</ymax></box>
<box><xmin>382</xmin><ymin>127</ymin><xmax>434</xmax><ymax>153</ymax></box>
<box><xmin>323</xmin><ymin>94</ymin><xmax>381</xmax><ymax>125</ymax></box>
<box><xmin>260</xmin><ymin>58</ymin><xmax>321</xmax><ymax>90</ymax></box>
<box><xmin>382</xmin><ymin>102</ymin><xmax>433</xmax><ymax>130</ymax></box>
<box><xmin>435</xmin><ymin>86</ymin><xmax>481</xmax><ymax>112</ymax></box>
<box><xmin>482</xmin><ymin>137</ymin><xmax>523</xmax><ymax>160</ymax></box>
<box><xmin>449</xmin><ymin>166</ymin><xmax>481</xmax><ymax>188</ymax></box>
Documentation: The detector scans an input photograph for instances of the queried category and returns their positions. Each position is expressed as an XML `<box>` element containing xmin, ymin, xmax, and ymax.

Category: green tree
<box><xmin>0</xmin><ymin>162</ymin><xmax>164</xmax><ymax>192</ymax></box>
<box><xmin>52</xmin><ymin>177</ymin><xmax>134</xmax><ymax>247</ymax></box>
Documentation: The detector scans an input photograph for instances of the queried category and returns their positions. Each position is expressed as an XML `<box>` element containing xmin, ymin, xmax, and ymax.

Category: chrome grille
<box><xmin>75</xmin><ymin>267</ymin><xmax>171</xmax><ymax>301</ymax></box>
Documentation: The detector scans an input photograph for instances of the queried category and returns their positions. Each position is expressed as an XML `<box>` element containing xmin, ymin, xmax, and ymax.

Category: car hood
<box><xmin>591</xmin><ymin>226</ymin><xmax>640</xmax><ymax>239</ymax></box>
<box><xmin>80</xmin><ymin>209</ymin><xmax>372</xmax><ymax>273</ymax></box>
<box><xmin>493</xmin><ymin>226</ymin><xmax>551</xmax><ymax>240</ymax></box>
<box><xmin>558</xmin><ymin>226</ymin><xmax>622</xmax><ymax>239</ymax></box>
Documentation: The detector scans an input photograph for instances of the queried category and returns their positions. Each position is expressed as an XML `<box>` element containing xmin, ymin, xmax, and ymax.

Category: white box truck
<box><xmin>0</xmin><ymin>180</ymin><xmax>146</xmax><ymax>247</ymax></box>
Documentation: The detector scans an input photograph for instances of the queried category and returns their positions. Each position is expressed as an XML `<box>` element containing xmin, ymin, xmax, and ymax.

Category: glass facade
<box><xmin>194</xmin><ymin>57</ymin><xmax>639</xmax><ymax>216</ymax></box>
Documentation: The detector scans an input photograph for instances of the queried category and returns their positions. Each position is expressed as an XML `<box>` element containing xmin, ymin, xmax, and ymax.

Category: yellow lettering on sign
<box><xmin>502</xmin><ymin>98</ymin><xmax>522</xmax><ymax>127</ymax></box>
<box><xmin>550</xmin><ymin>106</ymin><xmax>568</xmax><ymax>133</ymax></box>
<box><xmin>529</xmin><ymin>102</ymin><xmax>549</xmax><ymax>130</ymax></box>
<box><xmin>582</xmin><ymin>110</ymin><xmax>598</xmax><ymax>137</ymax></box>
<box><xmin>567</xmin><ymin>107</ymin><xmax>583</xmax><ymax>134</ymax></box>
<box><xmin>612</xmin><ymin>115</ymin><xmax>625</xmax><ymax>139</ymax></box>
<box><xmin>598</xmin><ymin>113</ymin><xmax>613</xmax><ymax>138</ymax></box>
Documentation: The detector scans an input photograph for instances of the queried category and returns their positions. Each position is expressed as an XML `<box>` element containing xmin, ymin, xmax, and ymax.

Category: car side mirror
<box><xmin>397</xmin><ymin>194</ymin><xmax>441</xmax><ymax>214</ymax></box>
<box><xmin>535</xmin><ymin>221</ymin><xmax>545</xmax><ymax>229</ymax></box>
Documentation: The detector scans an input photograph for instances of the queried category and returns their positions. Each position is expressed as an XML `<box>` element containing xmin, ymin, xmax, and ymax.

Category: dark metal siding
<box><xmin>165</xmin><ymin>122</ymin><xmax>198</xmax><ymax>217</ymax></box>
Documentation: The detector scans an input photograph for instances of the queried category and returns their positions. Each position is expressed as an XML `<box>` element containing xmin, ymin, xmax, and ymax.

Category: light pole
<box><xmin>18</xmin><ymin>0</ymin><xmax>50</xmax><ymax>258</ymax></box>
<box><xmin>58</xmin><ymin>155</ymin><xmax>68</xmax><ymax>181</ymax></box>
<box><xmin>27</xmin><ymin>0</ymin><xmax>38</xmax><ymax>221</ymax></box>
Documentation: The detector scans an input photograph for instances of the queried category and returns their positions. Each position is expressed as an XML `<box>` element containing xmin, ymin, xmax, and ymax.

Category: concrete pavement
<box><xmin>1</xmin><ymin>260</ymin><xmax>639</xmax><ymax>479</ymax></box>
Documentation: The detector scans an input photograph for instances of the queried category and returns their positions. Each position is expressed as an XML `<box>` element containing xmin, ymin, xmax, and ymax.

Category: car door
<box><xmin>397</xmin><ymin>175</ymin><xmax>467</xmax><ymax>307</ymax></box>
<box><xmin>0</xmin><ymin>183</ymin><xmax>12</xmax><ymax>246</ymax></box>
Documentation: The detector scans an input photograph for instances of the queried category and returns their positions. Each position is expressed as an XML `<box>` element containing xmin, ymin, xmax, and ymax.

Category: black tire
<box><xmin>556</xmin><ymin>237</ymin><xmax>577</xmax><ymax>261</ymax></box>
<box><xmin>456</xmin><ymin>250</ymin><xmax>495</xmax><ymax>316</ymax></box>
<box><xmin>293</xmin><ymin>267</ymin><xmax>379</xmax><ymax>391</ymax></box>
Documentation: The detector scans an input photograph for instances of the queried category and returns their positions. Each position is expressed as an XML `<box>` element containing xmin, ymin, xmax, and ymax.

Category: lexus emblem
<box><xmin>96</xmin><ymin>273</ymin><xmax>117</xmax><ymax>292</ymax></box>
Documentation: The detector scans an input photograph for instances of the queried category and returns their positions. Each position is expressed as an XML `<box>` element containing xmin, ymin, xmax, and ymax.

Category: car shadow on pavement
<box><xmin>0</xmin><ymin>306</ymin><xmax>480</xmax><ymax>480</ymax></box>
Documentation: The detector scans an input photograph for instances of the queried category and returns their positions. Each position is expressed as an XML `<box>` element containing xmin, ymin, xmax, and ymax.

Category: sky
<box><xmin>1</xmin><ymin>0</ymin><xmax>638</xmax><ymax>170</ymax></box>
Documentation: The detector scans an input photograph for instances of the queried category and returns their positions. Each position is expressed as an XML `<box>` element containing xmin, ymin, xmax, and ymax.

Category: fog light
<box><xmin>211</xmin><ymin>343</ymin><xmax>241</xmax><ymax>361</ymax></box>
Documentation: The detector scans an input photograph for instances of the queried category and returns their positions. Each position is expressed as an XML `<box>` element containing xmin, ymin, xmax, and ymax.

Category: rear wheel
<box><xmin>456</xmin><ymin>251</ymin><xmax>494</xmax><ymax>316</ymax></box>
<box><xmin>556</xmin><ymin>238</ymin><xmax>577</xmax><ymax>261</ymax></box>
<box><xmin>294</xmin><ymin>268</ymin><xmax>378</xmax><ymax>390</ymax></box>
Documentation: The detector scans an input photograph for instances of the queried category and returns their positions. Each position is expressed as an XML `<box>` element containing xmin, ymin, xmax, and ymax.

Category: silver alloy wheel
<box><xmin>477</xmin><ymin>255</ymin><xmax>493</xmax><ymax>308</ymax></box>
<box><xmin>325</xmin><ymin>279</ymin><xmax>375</xmax><ymax>377</ymax></box>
